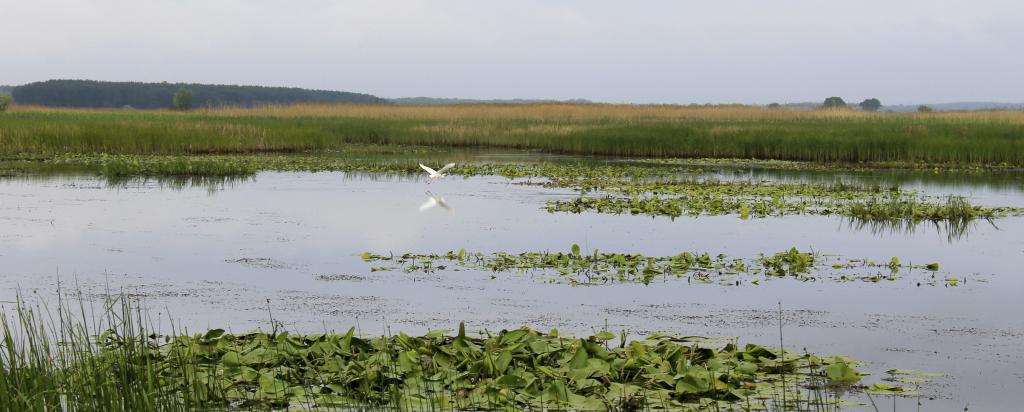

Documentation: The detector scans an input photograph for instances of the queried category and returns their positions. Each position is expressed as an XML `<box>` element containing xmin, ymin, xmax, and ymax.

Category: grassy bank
<box><xmin>2</xmin><ymin>104</ymin><xmax>1023</xmax><ymax>165</ymax></box>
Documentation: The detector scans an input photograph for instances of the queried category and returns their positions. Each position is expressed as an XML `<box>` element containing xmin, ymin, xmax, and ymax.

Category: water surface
<box><xmin>1</xmin><ymin>163</ymin><xmax>1022</xmax><ymax>411</ymax></box>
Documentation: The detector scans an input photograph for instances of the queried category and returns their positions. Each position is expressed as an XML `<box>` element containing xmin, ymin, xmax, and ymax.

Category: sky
<box><xmin>1</xmin><ymin>0</ymin><xmax>1022</xmax><ymax>104</ymax></box>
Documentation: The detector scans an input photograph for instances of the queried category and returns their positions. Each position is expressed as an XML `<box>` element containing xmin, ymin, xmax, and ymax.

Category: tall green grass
<box><xmin>0</xmin><ymin>294</ymin><xmax>184</xmax><ymax>411</ymax></box>
<box><xmin>2</xmin><ymin>106</ymin><xmax>1023</xmax><ymax>165</ymax></box>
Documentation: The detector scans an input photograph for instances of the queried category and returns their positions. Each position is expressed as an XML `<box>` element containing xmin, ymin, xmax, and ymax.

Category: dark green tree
<box><xmin>767</xmin><ymin>103</ymin><xmax>782</xmax><ymax>109</ymax></box>
<box><xmin>917</xmin><ymin>105</ymin><xmax>933</xmax><ymax>113</ymax></box>
<box><xmin>173</xmin><ymin>88</ymin><xmax>193</xmax><ymax>110</ymax></box>
<box><xmin>822</xmin><ymin>97</ymin><xmax>847</xmax><ymax>109</ymax></box>
<box><xmin>0</xmin><ymin>93</ymin><xmax>11</xmax><ymax>112</ymax></box>
<box><xmin>859</xmin><ymin>98</ymin><xmax>881</xmax><ymax>112</ymax></box>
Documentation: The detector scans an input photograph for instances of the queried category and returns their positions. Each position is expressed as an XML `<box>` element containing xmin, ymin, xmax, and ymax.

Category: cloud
<box><xmin>1</xmin><ymin>0</ymin><xmax>1021</xmax><ymax>104</ymax></box>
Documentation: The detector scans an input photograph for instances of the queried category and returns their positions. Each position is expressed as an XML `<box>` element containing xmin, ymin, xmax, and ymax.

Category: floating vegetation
<box><xmin>1</xmin><ymin>293</ymin><xmax>922</xmax><ymax>411</ymax></box>
<box><xmin>533</xmin><ymin>175</ymin><xmax>909</xmax><ymax>199</ymax></box>
<box><xmin>633</xmin><ymin>157</ymin><xmax>1024</xmax><ymax>173</ymax></box>
<box><xmin>142</xmin><ymin>325</ymin><xmax>875</xmax><ymax>410</ymax></box>
<box><xmin>547</xmin><ymin>194</ymin><xmax>1023</xmax><ymax>225</ymax></box>
<box><xmin>361</xmin><ymin>246</ymin><xmax>948</xmax><ymax>286</ymax></box>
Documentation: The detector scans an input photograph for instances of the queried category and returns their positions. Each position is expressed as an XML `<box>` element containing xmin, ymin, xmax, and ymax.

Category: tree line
<box><xmin>10</xmin><ymin>79</ymin><xmax>385</xmax><ymax>109</ymax></box>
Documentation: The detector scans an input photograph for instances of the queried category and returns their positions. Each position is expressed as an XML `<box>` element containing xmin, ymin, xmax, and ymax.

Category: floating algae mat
<box><xmin>108</xmin><ymin>323</ymin><xmax>901</xmax><ymax>410</ymax></box>
<box><xmin>361</xmin><ymin>246</ymin><xmax>952</xmax><ymax>286</ymax></box>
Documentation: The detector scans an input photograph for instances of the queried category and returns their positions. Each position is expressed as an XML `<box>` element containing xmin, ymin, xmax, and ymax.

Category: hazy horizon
<box><xmin>1</xmin><ymin>0</ymin><xmax>1022</xmax><ymax>105</ymax></box>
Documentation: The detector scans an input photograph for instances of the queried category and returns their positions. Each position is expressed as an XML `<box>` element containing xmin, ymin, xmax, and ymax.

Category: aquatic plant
<box><xmin>361</xmin><ymin>246</ymin><xmax>947</xmax><ymax>286</ymax></box>
<box><xmin>0</xmin><ymin>292</ymin><xmax>923</xmax><ymax>411</ymax></box>
<box><xmin>547</xmin><ymin>194</ymin><xmax>1023</xmax><ymax>225</ymax></box>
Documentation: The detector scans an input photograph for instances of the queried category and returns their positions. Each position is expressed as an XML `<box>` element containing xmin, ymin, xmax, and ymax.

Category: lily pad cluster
<box><xmin>361</xmin><ymin>246</ymin><xmax>945</xmax><ymax>286</ymax></box>
<box><xmin>111</xmin><ymin>324</ymin><xmax>882</xmax><ymax>410</ymax></box>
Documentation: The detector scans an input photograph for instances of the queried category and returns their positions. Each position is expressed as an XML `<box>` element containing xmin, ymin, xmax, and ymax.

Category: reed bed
<box><xmin>3</xmin><ymin>104</ymin><xmax>1023</xmax><ymax>165</ymax></box>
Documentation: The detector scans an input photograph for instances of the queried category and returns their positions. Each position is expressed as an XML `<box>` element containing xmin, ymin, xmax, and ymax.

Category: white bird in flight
<box><xmin>419</xmin><ymin>191</ymin><xmax>452</xmax><ymax>212</ymax></box>
<box><xmin>419</xmin><ymin>163</ymin><xmax>456</xmax><ymax>183</ymax></box>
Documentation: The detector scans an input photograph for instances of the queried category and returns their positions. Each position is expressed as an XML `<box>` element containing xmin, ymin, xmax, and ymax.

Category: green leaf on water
<box><xmin>569</xmin><ymin>343</ymin><xmax>589</xmax><ymax>369</ymax></box>
<box><xmin>890</xmin><ymin>377</ymin><xmax>931</xmax><ymax>383</ymax></box>
<box><xmin>867</xmin><ymin>382</ymin><xmax>916</xmax><ymax>396</ymax></box>
<box><xmin>495</xmin><ymin>349</ymin><xmax>513</xmax><ymax>373</ymax></box>
<box><xmin>202</xmin><ymin>328</ymin><xmax>225</xmax><ymax>341</ymax></box>
<box><xmin>424</xmin><ymin>329</ymin><xmax>451</xmax><ymax>339</ymax></box>
<box><xmin>825</xmin><ymin>357</ymin><xmax>861</xmax><ymax>383</ymax></box>
<box><xmin>221</xmin><ymin>351</ymin><xmax>241</xmax><ymax>367</ymax></box>
<box><xmin>735</xmin><ymin>361</ymin><xmax>758</xmax><ymax>375</ymax></box>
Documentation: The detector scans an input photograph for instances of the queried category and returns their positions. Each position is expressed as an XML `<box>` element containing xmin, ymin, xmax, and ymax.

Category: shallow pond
<box><xmin>1</xmin><ymin>160</ymin><xmax>1022</xmax><ymax>411</ymax></box>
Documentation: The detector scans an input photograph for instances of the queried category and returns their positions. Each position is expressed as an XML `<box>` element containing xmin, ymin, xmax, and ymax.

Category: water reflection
<box><xmin>842</xmin><ymin>216</ymin><xmax>994</xmax><ymax>242</ymax></box>
<box><xmin>710</xmin><ymin>165</ymin><xmax>1024</xmax><ymax>196</ymax></box>
<box><xmin>419</xmin><ymin>191</ymin><xmax>452</xmax><ymax>212</ymax></box>
<box><xmin>104</xmin><ymin>175</ymin><xmax>255</xmax><ymax>194</ymax></box>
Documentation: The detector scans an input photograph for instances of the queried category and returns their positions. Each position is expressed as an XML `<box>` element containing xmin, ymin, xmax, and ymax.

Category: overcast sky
<box><xmin>1</xmin><ymin>0</ymin><xmax>1021</xmax><ymax>104</ymax></box>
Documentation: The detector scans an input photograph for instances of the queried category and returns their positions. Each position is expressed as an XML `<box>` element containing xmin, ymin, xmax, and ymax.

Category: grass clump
<box><xmin>0</xmin><ymin>295</ymin><xmax>183</xmax><ymax>411</ymax></box>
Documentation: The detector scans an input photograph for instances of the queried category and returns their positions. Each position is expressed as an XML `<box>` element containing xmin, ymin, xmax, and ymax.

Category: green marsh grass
<box><xmin>3</xmin><ymin>104</ymin><xmax>1024</xmax><ymax>165</ymax></box>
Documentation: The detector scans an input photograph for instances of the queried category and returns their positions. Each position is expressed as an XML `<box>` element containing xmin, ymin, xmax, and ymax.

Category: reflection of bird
<box><xmin>419</xmin><ymin>163</ymin><xmax>456</xmax><ymax>183</ymax></box>
<box><xmin>419</xmin><ymin>191</ymin><xmax>452</xmax><ymax>212</ymax></box>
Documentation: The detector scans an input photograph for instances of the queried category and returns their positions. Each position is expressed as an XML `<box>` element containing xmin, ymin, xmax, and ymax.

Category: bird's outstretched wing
<box><xmin>419</xmin><ymin>197</ymin><xmax>438</xmax><ymax>211</ymax></box>
<box><xmin>436</xmin><ymin>198</ymin><xmax>452</xmax><ymax>211</ymax></box>
<box><xmin>437</xmin><ymin>163</ymin><xmax>456</xmax><ymax>174</ymax></box>
<box><xmin>419</xmin><ymin>164</ymin><xmax>438</xmax><ymax>175</ymax></box>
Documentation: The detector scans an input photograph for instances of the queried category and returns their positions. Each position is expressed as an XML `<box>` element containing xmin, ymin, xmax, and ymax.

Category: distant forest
<box><xmin>11</xmin><ymin>80</ymin><xmax>385</xmax><ymax>109</ymax></box>
<box><xmin>391</xmin><ymin>97</ymin><xmax>593</xmax><ymax>105</ymax></box>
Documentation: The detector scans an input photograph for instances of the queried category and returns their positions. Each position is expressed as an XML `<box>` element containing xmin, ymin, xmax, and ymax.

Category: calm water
<box><xmin>1</xmin><ymin>162</ymin><xmax>1022</xmax><ymax>411</ymax></box>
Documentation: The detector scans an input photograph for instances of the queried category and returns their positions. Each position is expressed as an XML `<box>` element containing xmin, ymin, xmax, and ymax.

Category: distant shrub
<box><xmin>767</xmin><ymin>103</ymin><xmax>782</xmax><ymax>109</ymax></box>
<box><xmin>173</xmin><ymin>88</ymin><xmax>193</xmax><ymax>111</ymax></box>
<box><xmin>917</xmin><ymin>105</ymin><xmax>934</xmax><ymax>113</ymax></box>
<box><xmin>859</xmin><ymin>98</ymin><xmax>882</xmax><ymax>112</ymax></box>
<box><xmin>822</xmin><ymin>97</ymin><xmax>847</xmax><ymax>109</ymax></box>
<box><xmin>0</xmin><ymin>93</ymin><xmax>12</xmax><ymax>112</ymax></box>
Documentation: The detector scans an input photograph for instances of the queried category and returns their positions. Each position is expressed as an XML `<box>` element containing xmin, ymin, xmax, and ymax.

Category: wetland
<box><xmin>1</xmin><ymin>106</ymin><xmax>1023</xmax><ymax>411</ymax></box>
